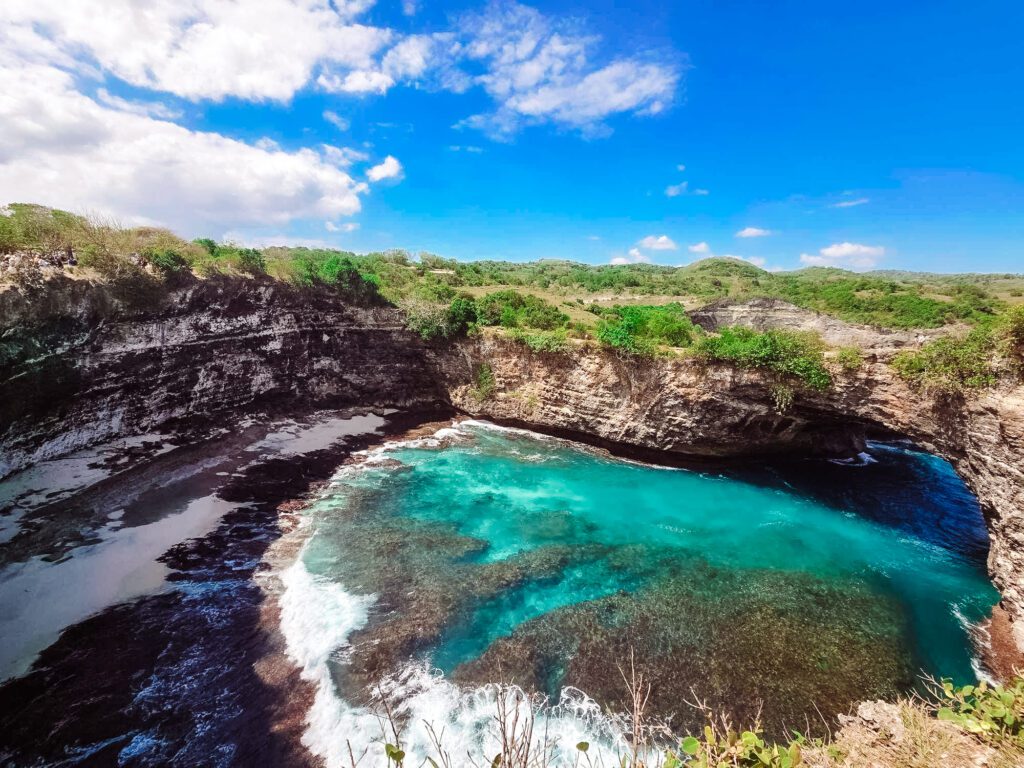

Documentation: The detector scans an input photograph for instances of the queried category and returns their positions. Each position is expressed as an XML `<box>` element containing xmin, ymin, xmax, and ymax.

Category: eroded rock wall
<box><xmin>0</xmin><ymin>276</ymin><xmax>447</xmax><ymax>476</ymax></box>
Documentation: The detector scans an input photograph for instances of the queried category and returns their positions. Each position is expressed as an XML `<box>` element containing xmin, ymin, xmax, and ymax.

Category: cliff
<box><xmin>0</xmin><ymin>275</ymin><xmax>447</xmax><ymax>477</ymax></box>
<box><xmin>2</xmin><ymin>277</ymin><xmax>1023</xmax><ymax>659</ymax></box>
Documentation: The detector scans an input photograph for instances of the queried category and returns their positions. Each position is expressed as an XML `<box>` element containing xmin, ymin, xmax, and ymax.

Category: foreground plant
<box><xmin>930</xmin><ymin>677</ymin><xmax>1024</xmax><ymax>748</ymax></box>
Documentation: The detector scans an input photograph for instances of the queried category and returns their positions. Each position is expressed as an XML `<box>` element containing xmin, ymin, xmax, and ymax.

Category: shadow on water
<box><xmin>0</xmin><ymin>408</ymin><xmax>453</xmax><ymax>767</ymax></box>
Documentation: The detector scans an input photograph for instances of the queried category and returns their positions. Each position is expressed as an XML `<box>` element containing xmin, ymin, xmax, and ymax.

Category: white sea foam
<box><xmin>951</xmin><ymin>603</ymin><xmax>998</xmax><ymax>686</ymax></box>
<box><xmin>276</xmin><ymin>423</ymin><xmax>648</xmax><ymax>767</ymax></box>
<box><xmin>279</xmin><ymin>554</ymin><xmax>642</xmax><ymax>767</ymax></box>
<box><xmin>828</xmin><ymin>451</ymin><xmax>878</xmax><ymax>467</ymax></box>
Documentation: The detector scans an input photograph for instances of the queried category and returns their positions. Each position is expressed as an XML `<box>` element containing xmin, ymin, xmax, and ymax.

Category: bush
<box><xmin>696</xmin><ymin>327</ymin><xmax>832</xmax><ymax>390</ymax></box>
<box><xmin>834</xmin><ymin>346</ymin><xmax>863</xmax><ymax>371</ymax></box>
<box><xmin>471</xmin><ymin>362</ymin><xmax>495</xmax><ymax>401</ymax></box>
<box><xmin>891</xmin><ymin>328</ymin><xmax>998</xmax><ymax>394</ymax></box>
<box><xmin>474</xmin><ymin>290</ymin><xmax>568</xmax><ymax>330</ymax></box>
<box><xmin>1002</xmin><ymin>305</ymin><xmax>1024</xmax><ymax>364</ymax></box>
<box><xmin>595</xmin><ymin>304</ymin><xmax>696</xmax><ymax>355</ymax></box>
<box><xmin>402</xmin><ymin>296</ymin><xmax>476</xmax><ymax>340</ymax></box>
<box><xmin>931</xmin><ymin>677</ymin><xmax>1024</xmax><ymax>748</ymax></box>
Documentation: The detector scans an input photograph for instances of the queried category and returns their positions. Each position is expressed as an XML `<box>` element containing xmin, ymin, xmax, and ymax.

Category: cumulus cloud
<box><xmin>830</xmin><ymin>197</ymin><xmax>870</xmax><ymax>208</ymax></box>
<box><xmin>4</xmin><ymin>0</ymin><xmax>389</xmax><ymax>102</ymax></box>
<box><xmin>611</xmin><ymin>247</ymin><xmax>650</xmax><ymax>265</ymax></box>
<box><xmin>800</xmin><ymin>242</ymin><xmax>884</xmax><ymax>269</ymax></box>
<box><xmin>366</xmin><ymin>155</ymin><xmax>404</xmax><ymax>182</ymax></box>
<box><xmin>735</xmin><ymin>227</ymin><xmax>773</xmax><ymax>238</ymax></box>
<box><xmin>688</xmin><ymin>242</ymin><xmax>710</xmax><ymax>254</ymax></box>
<box><xmin>5</xmin><ymin>0</ymin><xmax>680</xmax><ymax>142</ymax></box>
<box><xmin>0</xmin><ymin>62</ymin><xmax>369</xmax><ymax>234</ymax></box>
<box><xmin>456</xmin><ymin>1</ymin><xmax>679</xmax><ymax>137</ymax></box>
<box><xmin>638</xmin><ymin>235</ymin><xmax>677</xmax><ymax>251</ymax></box>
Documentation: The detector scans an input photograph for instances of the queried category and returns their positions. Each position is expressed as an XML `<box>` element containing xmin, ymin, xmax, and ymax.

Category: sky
<box><xmin>1</xmin><ymin>1</ymin><xmax>1022</xmax><ymax>273</ymax></box>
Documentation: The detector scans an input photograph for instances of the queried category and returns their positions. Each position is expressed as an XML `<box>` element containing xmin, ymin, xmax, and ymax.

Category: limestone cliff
<box><xmin>0</xmin><ymin>276</ymin><xmax>447</xmax><ymax>477</ymax></box>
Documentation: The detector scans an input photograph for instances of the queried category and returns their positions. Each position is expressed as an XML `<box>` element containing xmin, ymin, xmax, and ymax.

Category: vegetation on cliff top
<box><xmin>4</xmin><ymin>202</ymin><xmax>1022</xmax><ymax>398</ymax></box>
<box><xmin>4</xmin><ymin>202</ymin><xmax>1021</xmax><ymax>330</ymax></box>
<box><xmin>892</xmin><ymin>306</ymin><xmax>1024</xmax><ymax>394</ymax></box>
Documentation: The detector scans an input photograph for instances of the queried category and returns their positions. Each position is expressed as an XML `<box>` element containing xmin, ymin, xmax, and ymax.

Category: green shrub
<box><xmin>402</xmin><ymin>296</ymin><xmax>476</xmax><ymax>340</ymax></box>
<box><xmin>932</xmin><ymin>677</ymin><xmax>1024</xmax><ymax>748</ymax></box>
<box><xmin>891</xmin><ymin>328</ymin><xmax>998</xmax><ymax>394</ymax></box>
<box><xmin>509</xmin><ymin>328</ymin><xmax>569</xmax><ymax>353</ymax></box>
<box><xmin>595</xmin><ymin>304</ymin><xmax>696</xmax><ymax>355</ymax></box>
<box><xmin>665</xmin><ymin>725</ymin><xmax>806</xmax><ymax>768</ymax></box>
<box><xmin>1002</xmin><ymin>304</ymin><xmax>1024</xmax><ymax>365</ymax></box>
<box><xmin>834</xmin><ymin>346</ymin><xmax>863</xmax><ymax>371</ymax></box>
<box><xmin>471</xmin><ymin>362</ymin><xmax>495</xmax><ymax>401</ymax></box>
<box><xmin>696</xmin><ymin>327</ymin><xmax>831</xmax><ymax>389</ymax></box>
<box><xmin>474</xmin><ymin>290</ymin><xmax>568</xmax><ymax>330</ymax></box>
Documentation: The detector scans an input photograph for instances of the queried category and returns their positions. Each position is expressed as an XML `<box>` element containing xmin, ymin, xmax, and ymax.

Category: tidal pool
<box><xmin>282</xmin><ymin>420</ymin><xmax>998</xmax><ymax>766</ymax></box>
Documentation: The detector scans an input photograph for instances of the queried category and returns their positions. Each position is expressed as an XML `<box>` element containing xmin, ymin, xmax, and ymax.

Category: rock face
<box><xmin>690</xmin><ymin>297</ymin><xmax>941</xmax><ymax>349</ymax></box>
<box><xmin>440</xmin><ymin>333</ymin><xmax>1024</xmax><ymax>657</ymax></box>
<box><xmin>0</xmin><ymin>276</ymin><xmax>447</xmax><ymax>477</ymax></box>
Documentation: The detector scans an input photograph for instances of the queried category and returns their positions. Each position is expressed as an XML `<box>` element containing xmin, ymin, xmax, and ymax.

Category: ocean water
<box><xmin>281</xmin><ymin>420</ymin><xmax>998</xmax><ymax>767</ymax></box>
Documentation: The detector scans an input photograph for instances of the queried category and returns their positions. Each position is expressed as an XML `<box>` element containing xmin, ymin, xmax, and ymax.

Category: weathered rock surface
<box><xmin>0</xmin><ymin>276</ymin><xmax>447</xmax><ymax>477</ymax></box>
<box><xmin>690</xmin><ymin>296</ymin><xmax>944</xmax><ymax>349</ymax></box>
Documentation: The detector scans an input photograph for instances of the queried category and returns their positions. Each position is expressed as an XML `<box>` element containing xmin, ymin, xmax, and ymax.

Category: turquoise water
<box><xmin>295</xmin><ymin>421</ymin><xmax>998</xmax><ymax>737</ymax></box>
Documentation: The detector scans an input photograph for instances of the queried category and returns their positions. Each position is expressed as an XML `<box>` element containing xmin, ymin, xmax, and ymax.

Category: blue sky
<box><xmin>2</xmin><ymin>1</ymin><xmax>1022</xmax><ymax>272</ymax></box>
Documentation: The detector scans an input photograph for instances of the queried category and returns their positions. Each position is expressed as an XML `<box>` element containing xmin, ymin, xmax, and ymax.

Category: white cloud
<box><xmin>676</xmin><ymin>164</ymin><xmax>686</xmax><ymax>172</ymax></box>
<box><xmin>736</xmin><ymin>227</ymin><xmax>773</xmax><ymax>238</ymax></box>
<box><xmin>611</xmin><ymin>247</ymin><xmax>650</xmax><ymax>265</ymax></box>
<box><xmin>366</xmin><ymin>155</ymin><xmax>404</xmax><ymax>182</ymax></box>
<box><xmin>320</xmin><ymin>144</ymin><xmax>370</xmax><ymax>166</ymax></box>
<box><xmin>5</xmin><ymin>0</ymin><xmax>680</xmax><ymax>144</ymax></box>
<box><xmin>830</xmin><ymin>197</ymin><xmax>870</xmax><ymax>208</ymax></box>
<box><xmin>449</xmin><ymin>145</ymin><xmax>485</xmax><ymax>153</ymax></box>
<box><xmin>0</xmin><ymin>62</ymin><xmax>368</xmax><ymax>234</ymax></box>
<box><xmin>221</xmin><ymin>231</ymin><xmax>335</xmax><ymax>249</ymax></box>
<box><xmin>325</xmin><ymin>221</ymin><xmax>359</xmax><ymax>232</ymax></box>
<box><xmin>800</xmin><ymin>242</ymin><xmax>884</xmax><ymax>269</ymax></box>
<box><xmin>587</xmin><ymin>235</ymin><xmax>601</xmax><ymax>241</ymax></box>
<box><xmin>323</xmin><ymin>110</ymin><xmax>350</xmax><ymax>131</ymax></box>
<box><xmin>666</xmin><ymin>181</ymin><xmax>709</xmax><ymax>197</ymax></box>
<box><xmin>95</xmin><ymin>88</ymin><xmax>182</xmax><ymax>120</ymax></box>
<box><xmin>4</xmin><ymin>0</ymin><xmax>390</xmax><ymax>102</ymax></box>
<box><xmin>457</xmin><ymin>1</ymin><xmax>679</xmax><ymax>137</ymax></box>
<box><xmin>320</xmin><ymin>68</ymin><xmax>395</xmax><ymax>95</ymax></box>
<box><xmin>688</xmin><ymin>242</ymin><xmax>710</xmax><ymax>254</ymax></box>
<box><xmin>638</xmin><ymin>235</ymin><xmax>677</xmax><ymax>251</ymax></box>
